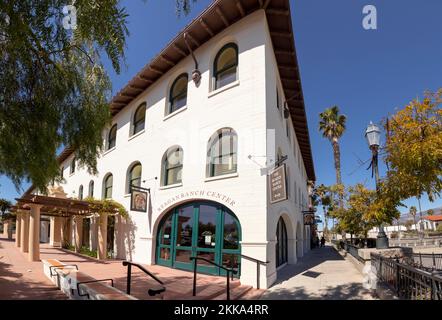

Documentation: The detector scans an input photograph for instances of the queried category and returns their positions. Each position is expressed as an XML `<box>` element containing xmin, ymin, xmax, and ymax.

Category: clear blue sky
<box><xmin>1</xmin><ymin>0</ymin><xmax>441</xmax><ymax>223</ymax></box>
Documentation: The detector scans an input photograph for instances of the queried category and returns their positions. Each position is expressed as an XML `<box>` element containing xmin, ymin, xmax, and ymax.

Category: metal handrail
<box><xmin>190</xmin><ymin>256</ymin><xmax>237</xmax><ymax>300</ymax></box>
<box><xmin>75</xmin><ymin>279</ymin><xmax>114</xmax><ymax>299</ymax></box>
<box><xmin>122</xmin><ymin>261</ymin><xmax>165</xmax><ymax>296</ymax></box>
<box><xmin>49</xmin><ymin>264</ymin><xmax>79</xmax><ymax>277</ymax></box>
<box><xmin>238</xmin><ymin>254</ymin><xmax>269</xmax><ymax>289</ymax></box>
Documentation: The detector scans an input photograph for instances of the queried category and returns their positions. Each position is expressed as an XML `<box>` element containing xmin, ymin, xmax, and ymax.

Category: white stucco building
<box><xmin>25</xmin><ymin>0</ymin><xmax>316</xmax><ymax>289</ymax></box>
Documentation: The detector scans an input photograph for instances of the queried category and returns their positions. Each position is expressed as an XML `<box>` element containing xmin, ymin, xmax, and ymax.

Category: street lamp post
<box><xmin>365</xmin><ymin>122</ymin><xmax>389</xmax><ymax>249</ymax></box>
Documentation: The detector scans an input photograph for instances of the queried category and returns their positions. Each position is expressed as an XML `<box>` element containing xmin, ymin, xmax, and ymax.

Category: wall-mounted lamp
<box><xmin>183</xmin><ymin>33</ymin><xmax>201</xmax><ymax>87</ymax></box>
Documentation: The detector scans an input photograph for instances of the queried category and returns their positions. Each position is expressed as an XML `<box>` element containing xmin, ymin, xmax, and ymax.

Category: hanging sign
<box><xmin>130</xmin><ymin>185</ymin><xmax>150</xmax><ymax>212</ymax></box>
<box><xmin>303</xmin><ymin>210</ymin><xmax>316</xmax><ymax>225</ymax></box>
<box><xmin>269</xmin><ymin>164</ymin><xmax>288</xmax><ymax>204</ymax></box>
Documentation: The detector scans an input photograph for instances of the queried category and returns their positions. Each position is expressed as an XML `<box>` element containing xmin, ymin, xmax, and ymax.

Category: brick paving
<box><xmin>0</xmin><ymin>236</ymin><xmax>263</xmax><ymax>300</ymax></box>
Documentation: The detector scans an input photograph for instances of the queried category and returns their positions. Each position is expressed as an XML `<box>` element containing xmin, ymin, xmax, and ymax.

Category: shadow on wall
<box><xmin>115</xmin><ymin>215</ymin><xmax>137</xmax><ymax>261</ymax></box>
<box><xmin>260</xmin><ymin>282</ymin><xmax>373</xmax><ymax>300</ymax></box>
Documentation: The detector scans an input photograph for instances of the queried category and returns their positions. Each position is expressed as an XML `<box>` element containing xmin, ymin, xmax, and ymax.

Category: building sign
<box><xmin>269</xmin><ymin>164</ymin><xmax>288</xmax><ymax>204</ymax></box>
<box><xmin>156</xmin><ymin>190</ymin><xmax>236</xmax><ymax>213</ymax></box>
<box><xmin>303</xmin><ymin>212</ymin><xmax>316</xmax><ymax>225</ymax></box>
<box><xmin>130</xmin><ymin>186</ymin><xmax>149</xmax><ymax>212</ymax></box>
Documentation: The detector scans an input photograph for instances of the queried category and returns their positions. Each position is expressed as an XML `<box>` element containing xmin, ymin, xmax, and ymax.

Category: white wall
<box><xmin>56</xmin><ymin>10</ymin><xmax>312</xmax><ymax>289</ymax></box>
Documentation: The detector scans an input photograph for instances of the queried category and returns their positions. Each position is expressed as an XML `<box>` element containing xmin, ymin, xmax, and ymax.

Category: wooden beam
<box><xmin>267</xmin><ymin>8</ymin><xmax>289</xmax><ymax>16</ymax></box>
<box><xmin>263</xmin><ymin>0</ymin><xmax>271</xmax><ymax>9</ymax></box>
<box><xmin>270</xmin><ymin>31</ymin><xmax>292</xmax><ymax>38</ymax></box>
<box><xmin>216</xmin><ymin>7</ymin><xmax>229</xmax><ymax>27</ymax></box>
<box><xmin>274</xmin><ymin>49</ymin><xmax>295</xmax><ymax>56</ymax></box>
<box><xmin>148</xmin><ymin>66</ymin><xmax>164</xmax><ymax>75</ymax></box>
<box><xmin>185</xmin><ymin>32</ymin><xmax>200</xmax><ymax>47</ymax></box>
<box><xmin>173</xmin><ymin>44</ymin><xmax>187</xmax><ymax>57</ymax></box>
<box><xmin>137</xmin><ymin>75</ymin><xmax>153</xmax><ymax>83</ymax></box>
<box><xmin>279</xmin><ymin>64</ymin><xmax>298</xmax><ymax>71</ymax></box>
<box><xmin>258</xmin><ymin>0</ymin><xmax>263</xmax><ymax>8</ymax></box>
<box><xmin>128</xmin><ymin>85</ymin><xmax>144</xmax><ymax>92</ymax></box>
<box><xmin>236</xmin><ymin>0</ymin><xmax>245</xmax><ymax>17</ymax></box>
<box><xmin>119</xmin><ymin>92</ymin><xmax>137</xmax><ymax>98</ymax></box>
<box><xmin>199</xmin><ymin>18</ymin><xmax>214</xmax><ymax>37</ymax></box>
<box><xmin>159</xmin><ymin>55</ymin><xmax>176</xmax><ymax>67</ymax></box>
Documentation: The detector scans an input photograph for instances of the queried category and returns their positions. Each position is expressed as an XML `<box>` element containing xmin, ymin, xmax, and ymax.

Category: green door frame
<box><xmin>156</xmin><ymin>201</ymin><xmax>241</xmax><ymax>277</ymax></box>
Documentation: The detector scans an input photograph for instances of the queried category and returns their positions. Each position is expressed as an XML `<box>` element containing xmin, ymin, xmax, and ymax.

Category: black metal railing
<box><xmin>122</xmin><ymin>261</ymin><xmax>166</xmax><ymax>296</ymax></box>
<box><xmin>401</xmin><ymin>253</ymin><xmax>442</xmax><ymax>271</ymax></box>
<box><xmin>190</xmin><ymin>256</ymin><xmax>237</xmax><ymax>300</ymax></box>
<box><xmin>74</xmin><ymin>279</ymin><xmax>114</xmax><ymax>299</ymax></box>
<box><xmin>238</xmin><ymin>254</ymin><xmax>269</xmax><ymax>290</ymax></box>
<box><xmin>371</xmin><ymin>253</ymin><xmax>442</xmax><ymax>300</ymax></box>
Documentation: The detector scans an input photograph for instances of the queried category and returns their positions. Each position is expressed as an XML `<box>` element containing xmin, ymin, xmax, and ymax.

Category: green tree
<box><xmin>313</xmin><ymin>184</ymin><xmax>331</xmax><ymax>237</ymax></box>
<box><xmin>0</xmin><ymin>198</ymin><xmax>11</xmax><ymax>217</ymax></box>
<box><xmin>0</xmin><ymin>1</ymin><xmax>131</xmax><ymax>192</ymax></box>
<box><xmin>427</xmin><ymin>209</ymin><xmax>434</xmax><ymax>216</ymax></box>
<box><xmin>409</xmin><ymin>206</ymin><xmax>417</xmax><ymax>229</ymax></box>
<box><xmin>383</xmin><ymin>89</ymin><xmax>442</xmax><ymax>203</ymax></box>
<box><xmin>176</xmin><ymin>0</ymin><xmax>198</xmax><ymax>16</ymax></box>
<box><xmin>319</xmin><ymin>106</ymin><xmax>346</xmax><ymax>206</ymax></box>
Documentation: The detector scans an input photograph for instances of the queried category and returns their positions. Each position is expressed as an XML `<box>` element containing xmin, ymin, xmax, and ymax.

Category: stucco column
<box><xmin>15</xmin><ymin>213</ymin><xmax>22</xmax><ymax>247</ymax></box>
<box><xmin>2</xmin><ymin>220</ymin><xmax>10</xmax><ymax>238</ymax></box>
<box><xmin>74</xmin><ymin>216</ymin><xmax>83</xmax><ymax>253</ymax></box>
<box><xmin>60</xmin><ymin>217</ymin><xmax>72</xmax><ymax>248</ymax></box>
<box><xmin>90</xmin><ymin>216</ymin><xmax>98</xmax><ymax>251</ymax></box>
<box><xmin>20</xmin><ymin>213</ymin><xmax>29</xmax><ymax>253</ymax></box>
<box><xmin>97</xmin><ymin>213</ymin><xmax>108</xmax><ymax>260</ymax></box>
<box><xmin>28</xmin><ymin>204</ymin><xmax>42</xmax><ymax>261</ymax></box>
<box><xmin>49</xmin><ymin>216</ymin><xmax>61</xmax><ymax>247</ymax></box>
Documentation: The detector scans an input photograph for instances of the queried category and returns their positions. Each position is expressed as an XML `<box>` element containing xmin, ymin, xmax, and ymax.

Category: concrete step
<box><xmin>213</xmin><ymin>284</ymin><xmax>253</xmax><ymax>300</ymax></box>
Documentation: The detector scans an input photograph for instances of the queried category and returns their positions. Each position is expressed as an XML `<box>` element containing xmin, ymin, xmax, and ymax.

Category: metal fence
<box><xmin>401</xmin><ymin>253</ymin><xmax>442</xmax><ymax>272</ymax></box>
<box><xmin>371</xmin><ymin>253</ymin><xmax>442</xmax><ymax>300</ymax></box>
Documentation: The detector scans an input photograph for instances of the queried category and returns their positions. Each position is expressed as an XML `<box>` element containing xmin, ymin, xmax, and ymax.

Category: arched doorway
<box><xmin>156</xmin><ymin>201</ymin><xmax>241</xmax><ymax>276</ymax></box>
<box><xmin>276</xmin><ymin>217</ymin><xmax>288</xmax><ymax>267</ymax></box>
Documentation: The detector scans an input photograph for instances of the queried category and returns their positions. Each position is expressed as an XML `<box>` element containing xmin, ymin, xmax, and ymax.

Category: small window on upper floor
<box><xmin>132</xmin><ymin>103</ymin><xmax>146</xmax><ymax>136</ymax></box>
<box><xmin>286</xmin><ymin>120</ymin><xmax>291</xmax><ymax>142</ymax></box>
<box><xmin>276</xmin><ymin>87</ymin><xmax>280</xmax><ymax>111</ymax></box>
<box><xmin>207</xmin><ymin>128</ymin><xmax>238</xmax><ymax>177</ymax></box>
<box><xmin>107</xmin><ymin>124</ymin><xmax>117</xmax><ymax>150</ymax></box>
<box><xmin>70</xmin><ymin>157</ymin><xmax>76</xmax><ymax>174</ymax></box>
<box><xmin>78</xmin><ymin>185</ymin><xmax>83</xmax><ymax>200</ymax></box>
<box><xmin>168</xmin><ymin>74</ymin><xmax>188</xmax><ymax>115</ymax></box>
<box><xmin>127</xmin><ymin>162</ymin><xmax>142</xmax><ymax>193</ymax></box>
<box><xmin>103</xmin><ymin>173</ymin><xmax>113</xmax><ymax>199</ymax></box>
<box><xmin>213</xmin><ymin>43</ymin><xmax>238</xmax><ymax>90</ymax></box>
<box><xmin>60</xmin><ymin>166</ymin><xmax>64</xmax><ymax>179</ymax></box>
<box><xmin>162</xmin><ymin>147</ymin><xmax>183</xmax><ymax>186</ymax></box>
<box><xmin>88</xmin><ymin>180</ymin><xmax>94</xmax><ymax>198</ymax></box>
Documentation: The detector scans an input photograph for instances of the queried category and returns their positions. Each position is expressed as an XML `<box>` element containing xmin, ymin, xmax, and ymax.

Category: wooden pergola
<box><xmin>12</xmin><ymin>194</ymin><xmax>123</xmax><ymax>262</ymax></box>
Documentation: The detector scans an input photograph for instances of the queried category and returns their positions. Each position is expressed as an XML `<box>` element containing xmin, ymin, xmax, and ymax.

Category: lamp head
<box><xmin>365</xmin><ymin>121</ymin><xmax>381</xmax><ymax>148</ymax></box>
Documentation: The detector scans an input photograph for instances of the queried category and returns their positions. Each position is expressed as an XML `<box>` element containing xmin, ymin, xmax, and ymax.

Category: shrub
<box><xmin>437</xmin><ymin>224</ymin><xmax>442</xmax><ymax>232</ymax></box>
<box><xmin>390</xmin><ymin>231</ymin><xmax>398</xmax><ymax>239</ymax></box>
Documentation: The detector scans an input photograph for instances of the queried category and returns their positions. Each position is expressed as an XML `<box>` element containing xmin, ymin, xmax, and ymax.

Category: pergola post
<box><xmin>49</xmin><ymin>216</ymin><xmax>61</xmax><ymax>247</ymax></box>
<box><xmin>97</xmin><ymin>213</ymin><xmax>108</xmax><ymax>260</ymax></box>
<box><xmin>20</xmin><ymin>213</ymin><xmax>29</xmax><ymax>253</ymax></box>
<box><xmin>74</xmin><ymin>216</ymin><xmax>83</xmax><ymax>253</ymax></box>
<box><xmin>28</xmin><ymin>204</ymin><xmax>42</xmax><ymax>262</ymax></box>
<box><xmin>2</xmin><ymin>220</ymin><xmax>10</xmax><ymax>238</ymax></box>
<box><xmin>15</xmin><ymin>213</ymin><xmax>22</xmax><ymax>247</ymax></box>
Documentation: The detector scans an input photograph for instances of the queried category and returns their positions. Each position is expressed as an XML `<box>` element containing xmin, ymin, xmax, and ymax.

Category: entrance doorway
<box><xmin>276</xmin><ymin>217</ymin><xmax>288</xmax><ymax>267</ymax></box>
<box><xmin>156</xmin><ymin>201</ymin><xmax>241</xmax><ymax>276</ymax></box>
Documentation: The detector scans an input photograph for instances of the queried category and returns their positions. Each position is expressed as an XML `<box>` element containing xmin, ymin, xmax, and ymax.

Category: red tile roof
<box><xmin>423</xmin><ymin>215</ymin><xmax>442</xmax><ymax>221</ymax></box>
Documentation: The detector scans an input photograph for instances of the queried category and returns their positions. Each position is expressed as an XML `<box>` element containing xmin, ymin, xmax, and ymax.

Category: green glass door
<box><xmin>156</xmin><ymin>201</ymin><xmax>241</xmax><ymax>276</ymax></box>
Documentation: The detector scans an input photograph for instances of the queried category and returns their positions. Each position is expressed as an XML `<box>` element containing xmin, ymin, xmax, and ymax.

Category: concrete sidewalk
<box><xmin>261</xmin><ymin>245</ymin><xmax>376</xmax><ymax>300</ymax></box>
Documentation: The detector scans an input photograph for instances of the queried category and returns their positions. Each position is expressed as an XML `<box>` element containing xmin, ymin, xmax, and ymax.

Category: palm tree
<box><xmin>319</xmin><ymin>106</ymin><xmax>346</xmax><ymax>204</ymax></box>
<box><xmin>409</xmin><ymin>206</ymin><xmax>417</xmax><ymax>231</ymax></box>
<box><xmin>319</xmin><ymin>106</ymin><xmax>346</xmax><ymax>185</ymax></box>
<box><xmin>314</xmin><ymin>184</ymin><xmax>331</xmax><ymax>238</ymax></box>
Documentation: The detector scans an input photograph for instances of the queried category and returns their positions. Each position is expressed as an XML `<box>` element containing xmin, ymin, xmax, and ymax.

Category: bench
<box><xmin>42</xmin><ymin>259</ymin><xmax>78</xmax><ymax>288</ymax></box>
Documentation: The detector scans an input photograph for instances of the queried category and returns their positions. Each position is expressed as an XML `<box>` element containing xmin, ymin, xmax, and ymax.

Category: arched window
<box><xmin>276</xmin><ymin>217</ymin><xmax>288</xmax><ymax>267</ymax></box>
<box><xmin>107</xmin><ymin>124</ymin><xmax>117</xmax><ymax>150</ymax></box>
<box><xmin>127</xmin><ymin>162</ymin><xmax>142</xmax><ymax>193</ymax></box>
<box><xmin>70</xmin><ymin>157</ymin><xmax>76</xmax><ymax>174</ymax></box>
<box><xmin>78</xmin><ymin>185</ymin><xmax>83</xmax><ymax>200</ymax></box>
<box><xmin>103</xmin><ymin>174</ymin><xmax>113</xmax><ymax>199</ymax></box>
<box><xmin>213</xmin><ymin>43</ymin><xmax>238</xmax><ymax>90</ymax></box>
<box><xmin>88</xmin><ymin>180</ymin><xmax>94</xmax><ymax>198</ymax></box>
<box><xmin>162</xmin><ymin>147</ymin><xmax>183</xmax><ymax>186</ymax></box>
<box><xmin>168</xmin><ymin>74</ymin><xmax>188</xmax><ymax>115</ymax></box>
<box><xmin>132</xmin><ymin>103</ymin><xmax>146</xmax><ymax>135</ymax></box>
<box><xmin>207</xmin><ymin>128</ymin><xmax>237</xmax><ymax>177</ymax></box>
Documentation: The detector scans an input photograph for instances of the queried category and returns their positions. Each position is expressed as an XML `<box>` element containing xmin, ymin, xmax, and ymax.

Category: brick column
<box><xmin>97</xmin><ymin>213</ymin><xmax>108</xmax><ymax>260</ymax></box>
<box><xmin>15</xmin><ymin>213</ymin><xmax>22</xmax><ymax>247</ymax></box>
<box><xmin>20</xmin><ymin>213</ymin><xmax>29</xmax><ymax>253</ymax></box>
<box><xmin>74</xmin><ymin>216</ymin><xmax>83</xmax><ymax>253</ymax></box>
<box><xmin>28</xmin><ymin>204</ymin><xmax>42</xmax><ymax>261</ymax></box>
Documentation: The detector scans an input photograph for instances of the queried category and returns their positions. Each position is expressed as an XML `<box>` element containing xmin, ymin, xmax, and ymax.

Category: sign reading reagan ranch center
<box><xmin>269</xmin><ymin>164</ymin><xmax>288</xmax><ymax>204</ymax></box>
<box><xmin>156</xmin><ymin>190</ymin><xmax>236</xmax><ymax>213</ymax></box>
